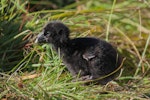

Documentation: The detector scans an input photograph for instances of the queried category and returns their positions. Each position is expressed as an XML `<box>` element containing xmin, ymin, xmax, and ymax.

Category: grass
<box><xmin>0</xmin><ymin>0</ymin><xmax>150</xmax><ymax>99</ymax></box>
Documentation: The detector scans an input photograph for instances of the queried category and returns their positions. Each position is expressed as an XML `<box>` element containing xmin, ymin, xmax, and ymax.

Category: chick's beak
<box><xmin>35</xmin><ymin>32</ymin><xmax>47</xmax><ymax>43</ymax></box>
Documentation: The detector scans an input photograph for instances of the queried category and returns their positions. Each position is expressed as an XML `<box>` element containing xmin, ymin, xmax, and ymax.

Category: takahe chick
<box><xmin>35</xmin><ymin>21</ymin><xmax>122</xmax><ymax>85</ymax></box>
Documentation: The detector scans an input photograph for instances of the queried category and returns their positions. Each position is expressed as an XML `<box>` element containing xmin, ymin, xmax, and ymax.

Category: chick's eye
<box><xmin>44</xmin><ymin>31</ymin><xmax>51</xmax><ymax>36</ymax></box>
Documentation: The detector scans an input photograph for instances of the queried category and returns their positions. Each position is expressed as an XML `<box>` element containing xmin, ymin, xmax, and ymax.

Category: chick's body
<box><xmin>62</xmin><ymin>37</ymin><xmax>121</xmax><ymax>85</ymax></box>
<box><xmin>36</xmin><ymin>21</ymin><xmax>121</xmax><ymax>85</ymax></box>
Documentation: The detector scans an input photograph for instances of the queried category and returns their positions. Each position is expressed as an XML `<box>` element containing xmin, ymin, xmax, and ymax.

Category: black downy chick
<box><xmin>35</xmin><ymin>21</ymin><xmax>122</xmax><ymax>85</ymax></box>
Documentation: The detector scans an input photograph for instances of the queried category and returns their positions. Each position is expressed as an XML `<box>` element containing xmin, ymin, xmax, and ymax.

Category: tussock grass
<box><xmin>0</xmin><ymin>0</ymin><xmax>150</xmax><ymax>99</ymax></box>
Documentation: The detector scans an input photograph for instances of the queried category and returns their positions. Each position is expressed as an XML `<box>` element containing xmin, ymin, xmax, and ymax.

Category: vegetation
<box><xmin>0</xmin><ymin>0</ymin><xmax>150</xmax><ymax>99</ymax></box>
